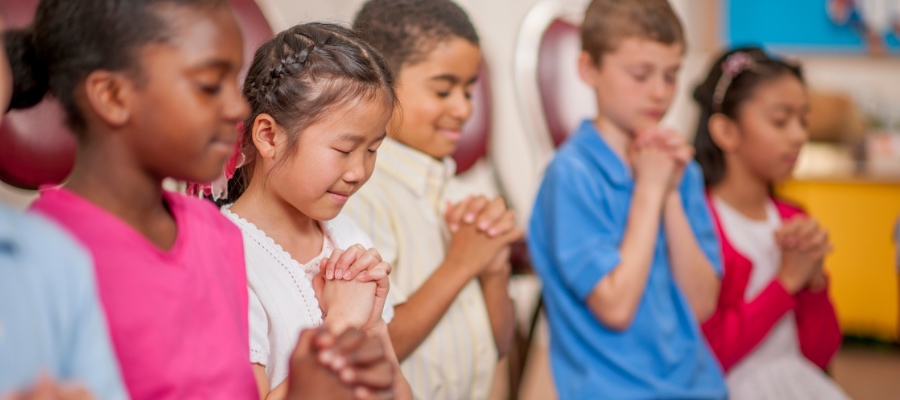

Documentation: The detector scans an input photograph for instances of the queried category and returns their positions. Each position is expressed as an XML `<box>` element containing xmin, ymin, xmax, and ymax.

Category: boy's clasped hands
<box><xmin>444</xmin><ymin>195</ymin><xmax>523</xmax><ymax>280</ymax></box>
<box><xmin>630</xmin><ymin>126</ymin><xmax>694</xmax><ymax>193</ymax></box>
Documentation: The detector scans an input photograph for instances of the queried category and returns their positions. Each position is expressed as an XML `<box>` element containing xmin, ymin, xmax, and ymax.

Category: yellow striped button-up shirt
<box><xmin>342</xmin><ymin>139</ymin><xmax>497</xmax><ymax>400</ymax></box>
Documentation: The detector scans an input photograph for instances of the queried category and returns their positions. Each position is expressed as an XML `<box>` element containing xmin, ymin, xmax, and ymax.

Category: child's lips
<box><xmin>644</xmin><ymin>110</ymin><xmax>665</xmax><ymax>120</ymax></box>
<box><xmin>327</xmin><ymin>191</ymin><xmax>350</xmax><ymax>203</ymax></box>
<box><xmin>438</xmin><ymin>128</ymin><xmax>462</xmax><ymax>141</ymax></box>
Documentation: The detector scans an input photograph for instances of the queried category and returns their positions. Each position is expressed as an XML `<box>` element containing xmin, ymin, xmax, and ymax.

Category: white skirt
<box><xmin>727</xmin><ymin>356</ymin><xmax>851</xmax><ymax>400</ymax></box>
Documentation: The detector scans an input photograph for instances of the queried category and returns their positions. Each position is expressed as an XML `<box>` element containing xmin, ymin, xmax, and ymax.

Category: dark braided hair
<box><xmin>5</xmin><ymin>0</ymin><xmax>226</xmax><ymax>133</ymax></box>
<box><xmin>224</xmin><ymin>22</ymin><xmax>396</xmax><ymax>204</ymax></box>
<box><xmin>693</xmin><ymin>46</ymin><xmax>803</xmax><ymax>187</ymax></box>
<box><xmin>352</xmin><ymin>0</ymin><xmax>479</xmax><ymax>75</ymax></box>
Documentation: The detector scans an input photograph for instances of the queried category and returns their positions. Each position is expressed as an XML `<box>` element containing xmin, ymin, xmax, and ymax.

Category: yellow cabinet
<box><xmin>777</xmin><ymin>179</ymin><xmax>900</xmax><ymax>341</ymax></box>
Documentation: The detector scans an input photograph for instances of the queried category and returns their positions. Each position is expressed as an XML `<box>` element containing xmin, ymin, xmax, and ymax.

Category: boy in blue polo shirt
<box><xmin>528</xmin><ymin>0</ymin><xmax>727</xmax><ymax>398</ymax></box>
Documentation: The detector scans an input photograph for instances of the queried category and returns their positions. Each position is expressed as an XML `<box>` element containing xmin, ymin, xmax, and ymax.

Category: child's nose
<box><xmin>447</xmin><ymin>90</ymin><xmax>473</xmax><ymax>121</ymax></box>
<box><xmin>649</xmin><ymin>76</ymin><xmax>669</xmax><ymax>101</ymax></box>
<box><xmin>343</xmin><ymin>159</ymin><xmax>365</xmax><ymax>183</ymax></box>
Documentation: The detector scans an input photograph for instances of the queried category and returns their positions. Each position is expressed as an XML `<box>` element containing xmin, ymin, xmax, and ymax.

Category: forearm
<box><xmin>586</xmin><ymin>182</ymin><xmax>667</xmax><ymax>330</ymax></box>
<box><xmin>479</xmin><ymin>268</ymin><xmax>515</xmax><ymax>357</ymax></box>
<box><xmin>254</xmin><ymin>364</ymin><xmax>285</xmax><ymax>400</ymax></box>
<box><xmin>387</xmin><ymin>260</ymin><xmax>473</xmax><ymax>361</ymax></box>
<box><xmin>664</xmin><ymin>193</ymin><xmax>720</xmax><ymax>321</ymax></box>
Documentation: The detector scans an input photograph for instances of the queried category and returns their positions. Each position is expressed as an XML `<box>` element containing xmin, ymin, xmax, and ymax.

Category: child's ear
<box><xmin>577</xmin><ymin>51</ymin><xmax>599</xmax><ymax>87</ymax></box>
<box><xmin>252</xmin><ymin>113</ymin><xmax>282</xmax><ymax>160</ymax></box>
<box><xmin>708</xmin><ymin>113</ymin><xmax>740</xmax><ymax>153</ymax></box>
<box><xmin>82</xmin><ymin>71</ymin><xmax>130</xmax><ymax>127</ymax></box>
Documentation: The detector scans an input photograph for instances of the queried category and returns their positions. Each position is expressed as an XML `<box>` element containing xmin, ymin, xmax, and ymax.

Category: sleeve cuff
<box><xmin>573</xmin><ymin>252</ymin><xmax>621</xmax><ymax>301</ymax></box>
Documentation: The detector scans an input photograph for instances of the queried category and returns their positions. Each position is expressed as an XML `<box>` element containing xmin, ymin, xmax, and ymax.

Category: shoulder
<box><xmin>543</xmin><ymin>147</ymin><xmax>597</xmax><ymax>187</ymax></box>
<box><xmin>170</xmin><ymin>193</ymin><xmax>241</xmax><ymax>236</ymax></box>
<box><xmin>3</xmin><ymin>207</ymin><xmax>94</xmax><ymax>290</ymax></box>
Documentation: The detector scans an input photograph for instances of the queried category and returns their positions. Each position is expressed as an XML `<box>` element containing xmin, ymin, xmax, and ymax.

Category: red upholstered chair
<box><xmin>451</xmin><ymin>62</ymin><xmax>491</xmax><ymax>175</ymax></box>
<box><xmin>0</xmin><ymin>0</ymin><xmax>276</xmax><ymax>190</ymax></box>
<box><xmin>0</xmin><ymin>0</ymin><xmax>72</xmax><ymax>190</ymax></box>
<box><xmin>537</xmin><ymin>18</ymin><xmax>596</xmax><ymax>148</ymax></box>
<box><xmin>514</xmin><ymin>2</ymin><xmax>595</xmax><ymax>154</ymax></box>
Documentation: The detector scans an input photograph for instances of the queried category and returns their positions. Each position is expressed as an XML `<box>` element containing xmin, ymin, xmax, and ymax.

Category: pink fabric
<box><xmin>30</xmin><ymin>188</ymin><xmax>257</xmax><ymax>400</ymax></box>
<box><xmin>701</xmin><ymin>195</ymin><xmax>842</xmax><ymax>373</ymax></box>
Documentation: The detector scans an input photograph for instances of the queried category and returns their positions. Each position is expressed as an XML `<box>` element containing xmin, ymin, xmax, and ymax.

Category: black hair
<box><xmin>692</xmin><ymin>46</ymin><xmax>804</xmax><ymax>187</ymax></box>
<box><xmin>352</xmin><ymin>0</ymin><xmax>479</xmax><ymax>75</ymax></box>
<box><xmin>222</xmin><ymin>22</ymin><xmax>396</xmax><ymax>205</ymax></box>
<box><xmin>5</xmin><ymin>0</ymin><xmax>226</xmax><ymax>132</ymax></box>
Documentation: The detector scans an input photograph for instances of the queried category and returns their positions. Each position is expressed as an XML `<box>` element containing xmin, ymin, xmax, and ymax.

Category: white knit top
<box><xmin>222</xmin><ymin>206</ymin><xmax>394</xmax><ymax>389</ymax></box>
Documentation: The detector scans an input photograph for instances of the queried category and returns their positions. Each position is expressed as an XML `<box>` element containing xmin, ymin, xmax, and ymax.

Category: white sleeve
<box><xmin>248</xmin><ymin>287</ymin><xmax>269</xmax><ymax>365</ymax></box>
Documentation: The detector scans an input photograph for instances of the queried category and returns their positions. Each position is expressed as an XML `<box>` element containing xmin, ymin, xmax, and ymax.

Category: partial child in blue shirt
<box><xmin>0</xmin><ymin>205</ymin><xmax>127</xmax><ymax>399</ymax></box>
<box><xmin>527</xmin><ymin>0</ymin><xmax>726</xmax><ymax>398</ymax></box>
<box><xmin>0</xmin><ymin>20</ymin><xmax>125</xmax><ymax>398</ymax></box>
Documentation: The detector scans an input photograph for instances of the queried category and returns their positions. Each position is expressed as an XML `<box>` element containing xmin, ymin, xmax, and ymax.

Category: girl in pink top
<box><xmin>693</xmin><ymin>47</ymin><xmax>847</xmax><ymax>399</ymax></box>
<box><xmin>6</xmin><ymin>1</ymin><xmax>395</xmax><ymax>399</ymax></box>
<box><xmin>10</xmin><ymin>0</ymin><xmax>255</xmax><ymax>398</ymax></box>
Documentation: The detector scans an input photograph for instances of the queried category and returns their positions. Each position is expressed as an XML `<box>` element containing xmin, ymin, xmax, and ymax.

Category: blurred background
<box><xmin>1</xmin><ymin>0</ymin><xmax>899</xmax><ymax>398</ymax></box>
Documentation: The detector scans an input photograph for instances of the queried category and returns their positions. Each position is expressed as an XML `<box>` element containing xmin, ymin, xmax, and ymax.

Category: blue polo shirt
<box><xmin>0</xmin><ymin>205</ymin><xmax>126</xmax><ymax>399</ymax></box>
<box><xmin>528</xmin><ymin>120</ymin><xmax>726</xmax><ymax>399</ymax></box>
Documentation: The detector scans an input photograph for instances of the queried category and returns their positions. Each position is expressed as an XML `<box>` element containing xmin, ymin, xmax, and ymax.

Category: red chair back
<box><xmin>451</xmin><ymin>63</ymin><xmax>492</xmax><ymax>174</ymax></box>
<box><xmin>537</xmin><ymin>18</ymin><xmax>596</xmax><ymax>148</ymax></box>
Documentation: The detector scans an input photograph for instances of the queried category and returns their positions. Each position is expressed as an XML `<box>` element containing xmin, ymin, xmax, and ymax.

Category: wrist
<box><xmin>323</xmin><ymin>304</ymin><xmax>364</xmax><ymax>334</ymax></box>
<box><xmin>479</xmin><ymin>267</ymin><xmax>510</xmax><ymax>285</ymax></box>
<box><xmin>441</xmin><ymin>254</ymin><xmax>481</xmax><ymax>281</ymax></box>
<box><xmin>633</xmin><ymin>181</ymin><xmax>668</xmax><ymax>210</ymax></box>
<box><xmin>365</xmin><ymin>318</ymin><xmax>387</xmax><ymax>337</ymax></box>
<box><xmin>776</xmin><ymin>274</ymin><xmax>803</xmax><ymax>295</ymax></box>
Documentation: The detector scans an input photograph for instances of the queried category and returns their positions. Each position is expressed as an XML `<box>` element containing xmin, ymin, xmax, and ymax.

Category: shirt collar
<box><xmin>571</xmin><ymin>119</ymin><xmax>632</xmax><ymax>187</ymax></box>
<box><xmin>376</xmin><ymin>138</ymin><xmax>457</xmax><ymax>207</ymax></box>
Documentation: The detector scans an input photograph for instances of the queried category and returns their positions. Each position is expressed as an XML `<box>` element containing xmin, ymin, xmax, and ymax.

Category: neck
<box><xmin>230</xmin><ymin>171</ymin><xmax>320</xmax><ymax>241</ymax></box>
<box><xmin>65</xmin><ymin>136</ymin><xmax>168</xmax><ymax>225</ymax></box>
<box><xmin>710</xmin><ymin>159</ymin><xmax>771</xmax><ymax>220</ymax></box>
<box><xmin>594</xmin><ymin>116</ymin><xmax>633</xmax><ymax>165</ymax></box>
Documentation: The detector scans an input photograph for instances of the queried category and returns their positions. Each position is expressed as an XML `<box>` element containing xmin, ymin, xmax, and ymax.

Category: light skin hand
<box><xmin>774</xmin><ymin>217</ymin><xmax>833</xmax><ymax>293</ymax></box>
<box><xmin>634</xmin><ymin>126</ymin><xmax>693</xmax><ymax>191</ymax></box>
<box><xmin>318</xmin><ymin>246</ymin><xmax>392</xmax><ymax>331</ymax></box>
<box><xmin>314</xmin><ymin>267</ymin><xmax>376</xmax><ymax>334</ymax></box>
<box><xmin>629</xmin><ymin>137</ymin><xmax>678</xmax><ymax>194</ymax></box>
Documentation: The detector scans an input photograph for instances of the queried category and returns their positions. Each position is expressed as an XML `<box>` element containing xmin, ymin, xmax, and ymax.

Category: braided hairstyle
<box><xmin>692</xmin><ymin>46</ymin><xmax>803</xmax><ymax>187</ymax></box>
<box><xmin>224</xmin><ymin>22</ymin><xmax>396</xmax><ymax>204</ymax></box>
<box><xmin>352</xmin><ymin>0</ymin><xmax>479</xmax><ymax>75</ymax></box>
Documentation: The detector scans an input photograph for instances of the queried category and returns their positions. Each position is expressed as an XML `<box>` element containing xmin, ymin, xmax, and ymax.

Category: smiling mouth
<box><xmin>438</xmin><ymin>128</ymin><xmax>462</xmax><ymax>141</ymax></box>
<box><xmin>327</xmin><ymin>191</ymin><xmax>351</xmax><ymax>203</ymax></box>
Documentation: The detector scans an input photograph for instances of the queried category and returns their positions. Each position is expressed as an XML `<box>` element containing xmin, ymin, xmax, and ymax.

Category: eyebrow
<box><xmin>338</xmin><ymin>131</ymin><xmax>387</xmax><ymax>144</ymax></box>
<box><xmin>191</xmin><ymin>59</ymin><xmax>237</xmax><ymax>73</ymax></box>
<box><xmin>770</xmin><ymin>104</ymin><xmax>809</xmax><ymax>114</ymax></box>
<box><xmin>430</xmin><ymin>74</ymin><xmax>479</xmax><ymax>85</ymax></box>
